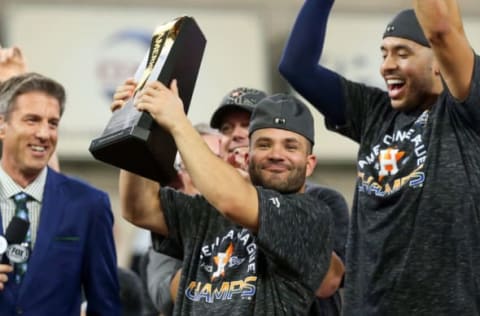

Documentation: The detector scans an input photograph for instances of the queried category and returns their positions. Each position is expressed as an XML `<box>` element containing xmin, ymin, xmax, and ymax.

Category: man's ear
<box><xmin>0</xmin><ymin>115</ymin><xmax>6</xmax><ymax>139</ymax></box>
<box><xmin>305</xmin><ymin>154</ymin><xmax>317</xmax><ymax>178</ymax></box>
<box><xmin>244</xmin><ymin>152</ymin><xmax>250</xmax><ymax>167</ymax></box>
<box><xmin>432</xmin><ymin>59</ymin><xmax>441</xmax><ymax>76</ymax></box>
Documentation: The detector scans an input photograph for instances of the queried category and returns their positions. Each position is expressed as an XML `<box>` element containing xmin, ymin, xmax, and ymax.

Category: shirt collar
<box><xmin>0</xmin><ymin>165</ymin><xmax>47</xmax><ymax>202</ymax></box>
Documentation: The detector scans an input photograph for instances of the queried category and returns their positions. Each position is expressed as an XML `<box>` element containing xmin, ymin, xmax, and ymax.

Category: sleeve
<box><xmin>151</xmin><ymin>232</ymin><xmax>183</xmax><ymax>260</ymax></box>
<box><xmin>160</xmin><ymin>187</ymin><xmax>211</xmax><ymax>249</ymax></box>
<box><xmin>305</xmin><ymin>184</ymin><xmax>349</xmax><ymax>261</ymax></box>
<box><xmin>255</xmin><ymin>188</ymin><xmax>333</xmax><ymax>292</ymax></box>
<box><xmin>449</xmin><ymin>54</ymin><xmax>480</xmax><ymax>134</ymax></box>
<box><xmin>278</xmin><ymin>0</ymin><xmax>346</xmax><ymax>126</ymax></box>
<box><xmin>325</xmin><ymin>78</ymin><xmax>391</xmax><ymax>144</ymax></box>
<box><xmin>146</xmin><ymin>248</ymin><xmax>182</xmax><ymax>315</ymax></box>
<box><xmin>82</xmin><ymin>191</ymin><xmax>121</xmax><ymax>316</ymax></box>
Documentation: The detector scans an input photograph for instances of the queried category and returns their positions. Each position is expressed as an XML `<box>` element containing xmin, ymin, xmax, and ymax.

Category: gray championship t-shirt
<box><xmin>160</xmin><ymin>186</ymin><xmax>333</xmax><ymax>316</ymax></box>
<box><xmin>327</xmin><ymin>55</ymin><xmax>480</xmax><ymax>315</ymax></box>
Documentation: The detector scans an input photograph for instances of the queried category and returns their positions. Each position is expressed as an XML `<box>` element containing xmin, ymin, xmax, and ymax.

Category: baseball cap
<box><xmin>249</xmin><ymin>93</ymin><xmax>315</xmax><ymax>145</ymax></box>
<box><xmin>383</xmin><ymin>9</ymin><xmax>430</xmax><ymax>47</ymax></box>
<box><xmin>210</xmin><ymin>87</ymin><xmax>267</xmax><ymax>128</ymax></box>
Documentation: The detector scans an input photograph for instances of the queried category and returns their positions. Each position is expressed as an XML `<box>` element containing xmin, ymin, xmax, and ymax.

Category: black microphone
<box><xmin>1</xmin><ymin>216</ymin><xmax>30</xmax><ymax>264</ymax></box>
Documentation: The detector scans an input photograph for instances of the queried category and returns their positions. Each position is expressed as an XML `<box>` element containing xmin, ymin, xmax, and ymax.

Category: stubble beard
<box><xmin>248</xmin><ymin>162</ymin><xmax>305</xmax><ymax>194</ymax></box>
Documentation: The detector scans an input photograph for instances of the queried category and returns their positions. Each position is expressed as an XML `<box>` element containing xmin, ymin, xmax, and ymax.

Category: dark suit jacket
<box><xmin>0</xmin><ymin>168</ymin><xmax>120</xmax><ymax>316</ymax></box>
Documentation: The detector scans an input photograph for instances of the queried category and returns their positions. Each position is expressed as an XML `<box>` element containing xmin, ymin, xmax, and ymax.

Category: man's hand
<box><xmin>225</xmin><ymin>146</ymin><xmax>250</xmax><ymax>181</ymax></box>
<box><xmin>0</xmin><ymin>264</ymin><xmax>13</xmax><ymax>291</ymax></box>
<box><xmin>0</xmin><ymin>45</ymin><xmax>27</xmax><ymax>82</ymax></box>
<box><xmin>226</xmin><ymin>146</ymin><xmax>248</xmax><ymax>170</ymax></box>
<box><xmin>110</xmin><ymin>78</ymin><xmax>137</xmax><ymax>112</ymax></box>
<box><xmin>134</xmin><ymin>80</ymin><xmax>187</xmax><ymax>134</ymax></box>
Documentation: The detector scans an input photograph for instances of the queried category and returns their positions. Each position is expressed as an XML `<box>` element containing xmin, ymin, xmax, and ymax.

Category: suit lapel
<box><xmin>18</xmin><ymin>169</ymin><xmax>66</xmax><ymax>297</ymax></box>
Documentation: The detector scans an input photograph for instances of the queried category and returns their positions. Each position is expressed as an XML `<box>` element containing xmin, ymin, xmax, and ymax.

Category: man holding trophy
<box><xmin>114</xmin><ymin>78</ymin><xmax>337</xmax><ymax>314</ymax></box>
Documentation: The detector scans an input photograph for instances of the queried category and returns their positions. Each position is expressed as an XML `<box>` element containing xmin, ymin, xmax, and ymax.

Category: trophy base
<box><xmin>89</xmin><ymin>117</ymin><xmax>177</xmax><ymax>184</ymax></box>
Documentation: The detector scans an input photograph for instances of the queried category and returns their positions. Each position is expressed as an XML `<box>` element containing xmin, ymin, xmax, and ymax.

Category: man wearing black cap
<box><xmin>210</xmin><ymin>87</ymin><xmax>268</xmax><ymax>170</ymax></box>
<box><xmin>143</xmin><ymin>86</ymin><xmax>348</xmax><ymax>315</ymax></box>
<box><xmin>118</xmin><ymin>84</ymin><xmax>336</xmax><ymax>315</ymax></box>
<box><xmin>212</xmin><ymin>87</ymin><xmax>349</xmax><ymax>316</ymax></box>
<box><xmin>143</xmin><ymin>87</ymin><xmax>267</xmax><ymax>316</ymax></box>
<box><xmin>280</xmin><ymin>0</ymin><xmax>479</xmax><ymax>315</ymax></box>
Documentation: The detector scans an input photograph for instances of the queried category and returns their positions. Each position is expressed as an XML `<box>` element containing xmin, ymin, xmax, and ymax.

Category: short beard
<box><xmin>248</xmin><ymin>162</ymin><xmax>305</xmax><ymax>194</ymax></box>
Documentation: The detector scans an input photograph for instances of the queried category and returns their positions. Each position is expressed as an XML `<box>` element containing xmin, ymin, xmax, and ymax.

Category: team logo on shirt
<box><xmin>378</xmin><ymin>148</ymin><xmax>405</xmax><ymax>180</ymax></box>
<box><xmin>357</xmin><ymin>110</ymin><xmax>429</xmax><ymax>197</ymax></box>
<box><xmin>185</xmin><ymin>228</ymin><xmax>257</xmax><ymax>303</ymax></box>
<box><xmin>212</xmin><ymin>243</ymin><xmax>234</xmax><ymax>281</ymax></box>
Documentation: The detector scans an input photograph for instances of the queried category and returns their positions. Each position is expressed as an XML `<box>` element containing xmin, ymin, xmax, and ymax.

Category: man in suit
<box><xmin>0</xmin><ymin>72</ymin><xmax>120</xmax><ymax>315</ymax></box>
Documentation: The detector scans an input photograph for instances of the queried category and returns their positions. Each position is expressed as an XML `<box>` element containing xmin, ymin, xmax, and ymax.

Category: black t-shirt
<box><xmin>305</xmin><ymin>183</ymin><xmax>349</xmax><ymax>262</ymax></box>
<box><xmin>160</xmin><ymin>186</ymin><xmax>333</xmax><ymax>316</ymax></box>
<box><xmin>305</xmin><ymin>184</ymin><xmax>349</xmax><ymax>316</ymax></box>
<box><xmin>327</xmin><ymin>55</ymin><xmax>480</xmax><ymax>315</ymax></box>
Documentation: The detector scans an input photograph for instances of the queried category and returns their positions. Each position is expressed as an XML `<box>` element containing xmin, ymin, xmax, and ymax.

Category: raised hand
<box><xmin>110</xmin><ymin>78</ymin><xmax>137</xmax><ymax>112</ymax></box>
<box><xmin>134</xmin><ymin>80</ymin><xmax>187</xmax><ymax>133</ymax></box>
<box><xmin>0</xmin><ymin>45</ymin><xmax>27</xmax><ymax>82</ymax></box>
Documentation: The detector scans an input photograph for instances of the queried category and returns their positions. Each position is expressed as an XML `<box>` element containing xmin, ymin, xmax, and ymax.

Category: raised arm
<box><xmin>112</xmin><ymin>79</ymin><xmax>169</xmax><ymax>235</ymax></box>
<box><xmin>279</xmin><ymin>0</ymin><xmax>346</xmax><ymax>125</ymax></box>
<box><xmin>135</xmin><ymin>80</ymin><xmax>260</xmax><ymax>231</ymax></box>
<box><xmin>119</xmin><ymin>170</ymin><xmax>168</xmax><ymax>235</ymax></box>
<box><xmin>413</xmin><ymin>0</ymin><xmax>474</xmax><ymax>100</ymax></box>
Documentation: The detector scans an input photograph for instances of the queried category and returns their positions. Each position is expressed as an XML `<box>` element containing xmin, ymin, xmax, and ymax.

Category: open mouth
<box><xmin>386</xmin><ymin>78</ymin><xmax>406</xmax><ymax>99</ymax></box>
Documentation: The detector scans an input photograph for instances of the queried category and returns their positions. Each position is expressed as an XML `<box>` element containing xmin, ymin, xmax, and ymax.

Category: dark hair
<box><xmin>0</xmin><ymin>72</ymin><xmax>66</xmax><ymax>120</ymax></box>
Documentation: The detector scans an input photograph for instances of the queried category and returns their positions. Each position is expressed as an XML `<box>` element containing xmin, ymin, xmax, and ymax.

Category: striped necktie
<box><xmin>12</xmin><ymin>192</ymin><xmax>32</xmax><ymax>283</ymax></box>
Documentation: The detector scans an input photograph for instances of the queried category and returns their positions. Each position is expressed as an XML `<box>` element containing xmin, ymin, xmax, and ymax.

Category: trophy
<box><xmin>89</xmin><ymin>16</ymin><xmax>206</xmax><ymax>185</ymax></box>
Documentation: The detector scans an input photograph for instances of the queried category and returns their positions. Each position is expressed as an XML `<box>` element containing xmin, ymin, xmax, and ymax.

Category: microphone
<box><xmin>1</xmin><ymin>216</ymin><xmax>30</xmax><ymax>264</ymax></box>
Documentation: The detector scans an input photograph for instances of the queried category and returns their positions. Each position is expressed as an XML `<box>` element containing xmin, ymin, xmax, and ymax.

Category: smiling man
<box><xmin>209</xmin><ymin>87</ymin><xmax>267</xmax><ymax>170</ymax></box>
<box><xmin>119</xmin><ymin>87</ymin><xmax>335</xmax><ymax>315</ymax></box>
<box><xmin>0</xmin><ymin>73</ymin><xmax>120</xmax><ymax>316</ymax></box>
<box><xmin>279</xmin><ymin>0</ymin><xmax>480</xmax><ymax>315</ymax></box>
